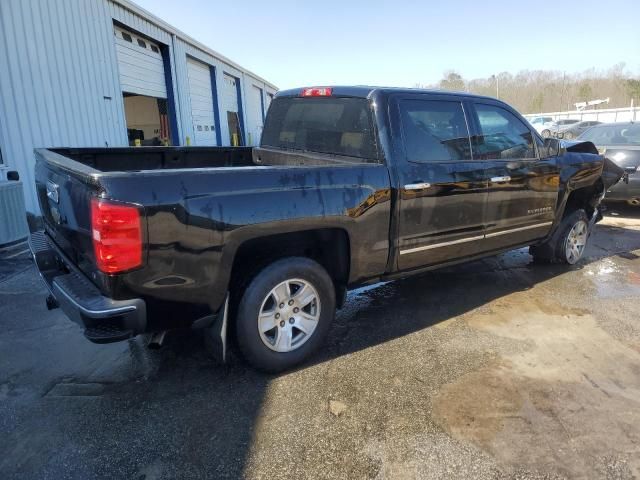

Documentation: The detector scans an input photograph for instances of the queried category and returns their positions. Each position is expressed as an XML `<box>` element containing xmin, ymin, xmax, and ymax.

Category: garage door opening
<box><xmin>227</xmin><ymin>111</ymin><xmax>242</xmax><ymax>146</ymax></box>
<box><xmin>222</xmin><ymin>73</ymin><xmax>244</xmax><ymax>146</ymax></box>
<box><xmin>124</xmin><ymin>94</ymin><xmax>171</xmax><ymax>146</ymax></box>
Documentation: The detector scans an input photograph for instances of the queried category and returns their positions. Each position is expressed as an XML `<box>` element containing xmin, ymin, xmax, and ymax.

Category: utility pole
<box><xmin>560</xmin><ymin>71</ymin><xmax>566</xmax><ymax>112</ymax></box>
<box><xmin>496</xmin><ymin>75</ymin><xmax>499</xmax><ymax>99</ymax></box>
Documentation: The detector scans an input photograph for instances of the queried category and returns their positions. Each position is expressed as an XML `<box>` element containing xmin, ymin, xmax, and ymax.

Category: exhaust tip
<box><xmin>147</xmin><ymin>330</ymin><xmax>167</xmax><ymax>349</ymax></box>
<box><xmin>45</xmin><ymin>295</ymin><xmax>59</xmax><ymax>310</ymax></box>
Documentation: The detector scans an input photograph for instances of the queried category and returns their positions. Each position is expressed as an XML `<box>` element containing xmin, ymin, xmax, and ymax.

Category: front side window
<box><xmin>399</xmin><ymin>99</ymin><xmax>471</xmax><ymax>163</ymax></box>
<box><xmin>474</xmin><ymin>104</ymin><xmax>536</xmax><ymax>160</ymax></box>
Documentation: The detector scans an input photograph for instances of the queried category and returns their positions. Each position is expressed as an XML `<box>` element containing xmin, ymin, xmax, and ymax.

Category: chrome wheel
<box><xmin>565</xmin><ymin>220</ymin><xmax>588</xmax><ymax>264</ymax></box>
<box><xmin>257</xmin><ymin>278</ymin><xmax>321</xmax><ymax>353</ymax></box>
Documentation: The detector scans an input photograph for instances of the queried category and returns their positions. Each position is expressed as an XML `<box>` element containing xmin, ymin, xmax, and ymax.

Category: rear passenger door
<box><xmin>393</xmin><ymin>94</ymin><xmax>489</xmax><ymax>270</ymax></box>
<box><xmin>469</xmin><ymin>102</ymin><xmax>559</xmax><ymax>249</ymax></box>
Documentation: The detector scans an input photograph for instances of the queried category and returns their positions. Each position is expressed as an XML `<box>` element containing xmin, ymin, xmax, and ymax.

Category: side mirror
<box><xmin>543</xmin><ymin>137</ymin><xmax>560</xmax><ymax>157</ymax></box>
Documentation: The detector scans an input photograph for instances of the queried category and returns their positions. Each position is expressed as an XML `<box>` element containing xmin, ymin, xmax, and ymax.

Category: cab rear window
<box><xmin>261</xmin><ymin>97</ymin><xmax>377</xmax><ymax>161</ymax></box>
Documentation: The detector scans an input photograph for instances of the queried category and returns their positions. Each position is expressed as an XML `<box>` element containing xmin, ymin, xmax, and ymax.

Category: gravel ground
<box><xmin>1</xmin><ymin>205</ymin><xmax>639</xmax><ymax>479</ymax></box>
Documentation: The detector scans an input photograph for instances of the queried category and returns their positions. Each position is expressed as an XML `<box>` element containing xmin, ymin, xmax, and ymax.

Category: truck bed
<box><xmin>34</xmin><ymin>146</ymin><xmax>392</xmax><ymax>323</ymax></box>
<box><xmin>48</xmin><ymin>147</ymin><xmax>255</xmax><ymax>172</ymax></box>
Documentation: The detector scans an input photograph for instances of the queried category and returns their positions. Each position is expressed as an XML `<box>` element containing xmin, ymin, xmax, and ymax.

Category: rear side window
<box><xmin>261</xmin><ymin>97</ymin><xmax>377</xmax><ymax>160</ymax></box>
<box><xmin>399</xmin><ymin>99</ymin><xmax>472</xmax><ymax>163</ymax></box>
<box><xmin>474</xmin><ymin>104</ymin><xmax>536</xmax><ymax>160</ymax></box>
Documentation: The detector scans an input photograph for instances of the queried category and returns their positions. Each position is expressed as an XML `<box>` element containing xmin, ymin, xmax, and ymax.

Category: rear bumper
<box><xmin>29</xmin><ymin>231</ymin><xmax>146</xmax><ymax>343</ymax></box>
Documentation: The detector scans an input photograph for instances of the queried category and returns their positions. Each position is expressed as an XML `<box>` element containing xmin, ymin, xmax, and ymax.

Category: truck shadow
<box><xmin>314</xmin><ymin>221</ymin><xmax>640</xmax><ymax>367</ymax></box>
<box><xmin>43</xmin><ymin>221</ymin><xmax>640</xmax><ymax>479</ymax></box>
<box><xmin>603</xmin><ymin>202</ymin><xmax>640</xmax><ymax>219</ymax></box>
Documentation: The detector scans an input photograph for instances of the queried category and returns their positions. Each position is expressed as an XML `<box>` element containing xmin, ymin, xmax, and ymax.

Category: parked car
<box><xmin>554</xmin><ymin>120</ymin><xmax>602</xmax><ymax>140</ymax></box>
<box><xmin>31</xmin><ymin>87</ymin><xmax>623</xmax><ymax>372</ymax></box>
<box><xmin>549</xmin><ymin>119</ymin><xmax>579</xmax><ymax>138</ymax></box>
<box><xmin>528</xmin><ymin>116</ymin><xmax>556</xmax><ymax>137</ymax></box>
<box><xmin>578</xmin><ymin>122</ymin><xmax>640</xmax><ymax>205</ymax></box>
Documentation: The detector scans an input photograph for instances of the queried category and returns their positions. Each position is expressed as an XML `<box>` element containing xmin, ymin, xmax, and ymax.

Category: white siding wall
<box><xmin>0</xmin><ymin>0</ymin><xmax>277</xmax><ymax>213</ymax></box>
<box><xmin>0</xmin><ymin>0</ymin><xmax>127</xmax><ymax>213</ymax></box>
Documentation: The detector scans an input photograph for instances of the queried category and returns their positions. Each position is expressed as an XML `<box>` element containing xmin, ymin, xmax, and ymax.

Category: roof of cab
<box><xmin>275</xmin><ymin>85</ymin><xmax>498</xmax><ymax>101</ymax></box>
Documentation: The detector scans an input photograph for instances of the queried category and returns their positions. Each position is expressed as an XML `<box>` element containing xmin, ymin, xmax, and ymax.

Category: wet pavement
<box><xmin>1</xmin><ymin>205</ymin><xmax>640</xmax><ymax>479</ymax></box>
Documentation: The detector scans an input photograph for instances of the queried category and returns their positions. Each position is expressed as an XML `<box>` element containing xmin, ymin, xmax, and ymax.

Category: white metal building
<box><xmin>0</xmin><ymin>0</ymin><xmax>278</xmax><ymax>216</ymax></box>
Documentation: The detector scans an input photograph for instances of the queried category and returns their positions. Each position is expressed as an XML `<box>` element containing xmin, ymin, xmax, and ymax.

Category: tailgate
<box><xmin>34</xmin><ymin>149</ymin><xmax>101</xmax><ymax>274</ymax></box>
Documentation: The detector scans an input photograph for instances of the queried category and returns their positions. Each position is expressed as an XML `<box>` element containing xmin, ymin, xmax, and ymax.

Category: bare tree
<box><xmin>424</xmin><ymin>64</ymin><xmax>639</xmax><ymax>113</ymax></box>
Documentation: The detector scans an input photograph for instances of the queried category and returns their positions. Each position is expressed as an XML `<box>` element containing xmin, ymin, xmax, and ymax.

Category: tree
<box><xmin>578</xmin><ymin>82</ymin><xmax>593</xmax><ymax>101</ymax></box>
<box><xmin>625</xmin><ymin>79</ymin><xmax>640</xmax><ymax>102</ymax></box>
<box><xmin>419</xmin><ymin>64</ymin><xmax>640</xmax><ymax>113</ymax></box>
<box><xmin>530</xmin><ymin>92</ymin><xmax>544</xmax><ymax>113</ymax></box>
<box><xmin>439</xmin><ymin>71</ymin><xmax>465</xmax><ymax>92</ymax></box>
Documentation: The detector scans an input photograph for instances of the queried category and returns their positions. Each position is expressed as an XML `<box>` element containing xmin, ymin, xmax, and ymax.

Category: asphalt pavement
<box><xmin>1</xmin><ymin>205</ymin><xmax>639</xmax><ymax>479</ymax></box>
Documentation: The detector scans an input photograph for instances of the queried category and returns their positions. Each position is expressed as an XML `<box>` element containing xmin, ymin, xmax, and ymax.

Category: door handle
<box><xmin>490</xmin><ymin>176</ymin><xmax>511</xmax><ymax>183</ymax></box>
<box><xmin>404</xmin><ymin>182</ymin><xmax>432</xmax><ymax>190</ymax></box>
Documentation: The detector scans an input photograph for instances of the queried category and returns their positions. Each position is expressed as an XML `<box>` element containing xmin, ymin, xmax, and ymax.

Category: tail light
<box><xmin>301</xmin><ymin>87</ymin><xmax>332</xmax><ymax>97</ymax></box>
<box><xmin>91</xmin><ymin>198</ymin><xmax>142</xmax><ymax>274</ymax></box>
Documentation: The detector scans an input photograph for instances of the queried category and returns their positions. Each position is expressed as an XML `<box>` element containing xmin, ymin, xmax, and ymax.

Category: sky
<box><xmin>134</xmin><ymin>0</ymin><xmax>640</xmax><ymax>90</ymax></box>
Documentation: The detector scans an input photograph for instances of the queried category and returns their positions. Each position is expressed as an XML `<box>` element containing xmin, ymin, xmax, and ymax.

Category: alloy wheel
<box><xmin>257</xmin><ymin>278</ymin><xmax>321</xmax><ymax>352</ymax></box>
<box><xmin>565</xmin><ymin>220</ymin><xmax>588</xmax><ymax>264</ymax></box>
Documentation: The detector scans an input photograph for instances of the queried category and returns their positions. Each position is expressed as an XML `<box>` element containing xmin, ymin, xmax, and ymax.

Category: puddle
<box><xmin>583</xmin><ymin>258</ymin><xmax>640</xmax><ymax>298</ymax></box>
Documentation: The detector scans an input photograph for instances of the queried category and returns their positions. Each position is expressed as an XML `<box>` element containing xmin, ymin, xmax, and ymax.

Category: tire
<box><xmin>542</xmin><ymin>129</ymin><xmax>551</xmax><ymax>138</ymax></box>
<box><xmin>564</xmin><ymin>131</ymin><xmax>574</xmax><ymax>140</ymax></box>
<box><xmin>234</xmin><ymin>257</ymin><xmax>336</xmax><ymax>372</ymax></box>
<box><xmin>530</xmin><ymin>209</ymin><xmax>590</xmax><ymax>264</ymax></box>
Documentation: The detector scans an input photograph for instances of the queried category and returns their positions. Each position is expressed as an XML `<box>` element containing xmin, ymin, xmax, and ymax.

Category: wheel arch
<box><xmin>561</xmin><ymin>178</ymin><xmax>605</xmax><ymax>219</ymax></box>
<box><xmin>228</xmin><ymin>228</ymin><xmax>351</xmax><ymax>308</ymax></box>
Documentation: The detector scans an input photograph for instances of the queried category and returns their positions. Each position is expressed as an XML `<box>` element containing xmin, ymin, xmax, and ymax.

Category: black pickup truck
<box><xmin>31</xmin><ymin>86</ymin><xmax>623</xmax><ymax>371</ymax></box>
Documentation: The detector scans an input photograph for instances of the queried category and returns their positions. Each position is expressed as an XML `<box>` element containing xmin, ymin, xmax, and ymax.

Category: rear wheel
<box><xmin>564</xmin><ymin>131</ymin><xmax>574</xmax><ymax>140</ymax></box>
<box><xmin>235</xmin><ymin>257</ymin><xmax>336</xmax><ymax>372</ymax></box>
<box><xmin>542</xmin><ymin>129</ymin><xmax>551</xmax><ymax>138</ymax></box>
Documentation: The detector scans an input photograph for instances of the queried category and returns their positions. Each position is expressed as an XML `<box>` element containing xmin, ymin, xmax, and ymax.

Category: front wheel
<box><xmin>542</xmin><ymin>129</ymin><xmax>551</xmax><ymax>138</ymax></box>
<box><xmin>564</xmin><ymin>131</ymin><xmax>574</xmax><ymax>140</ymax></box>
<box><xmin>235</xmin><ymin>257</ymin><xmax>336</xmax><ymax>372</ymax></box>
<box><xmin>530</xmin><ymin>209</ymin><xmax>590</xmax><ymax>264</ymax></box>
<box><xmin>560</xmin><ymin>211</ymin><xmax>589</xmax><ymax>264</ymax></box>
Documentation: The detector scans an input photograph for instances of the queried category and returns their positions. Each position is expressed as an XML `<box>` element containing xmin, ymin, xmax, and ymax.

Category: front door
<box><xmin>469</xmin><ymin>102</ymin><xmax>559</xmax><ymax>249</ymax></box>
<box><xmin>394</xmin><ymin>95</ymin><xmax>489</xmax><ymax>271</ymax></box>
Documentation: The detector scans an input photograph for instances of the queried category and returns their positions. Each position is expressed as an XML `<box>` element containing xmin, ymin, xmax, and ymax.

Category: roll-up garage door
<box><xmin>186</xmin><ymin>58</ymin><xmax>217</xmax><ymax>145</ymax></box>
<box><xmin>222</xmin><ymin>73</ymin><xmax>242</xmax><ymax>145</ymax></box>
<box><xmin>249</xmin><ymin>85</ymin><xmax>264</xmax><ymax>146</ymax></box>
<box><xmin>114</xmin><ymin>26</ymin><xmax>167</xmax><ymax>98</ymax></box>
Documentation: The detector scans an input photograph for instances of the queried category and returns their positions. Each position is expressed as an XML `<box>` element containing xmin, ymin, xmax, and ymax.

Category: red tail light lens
<box><xmin>301</xmin><ymin>87</ymin><xmax>332</xmax><ymax>97</ymax></box>
<box><xmin>91</xmin><ymin>198</ymin><xmax>142</xmax><ymax>274</ymax></box>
